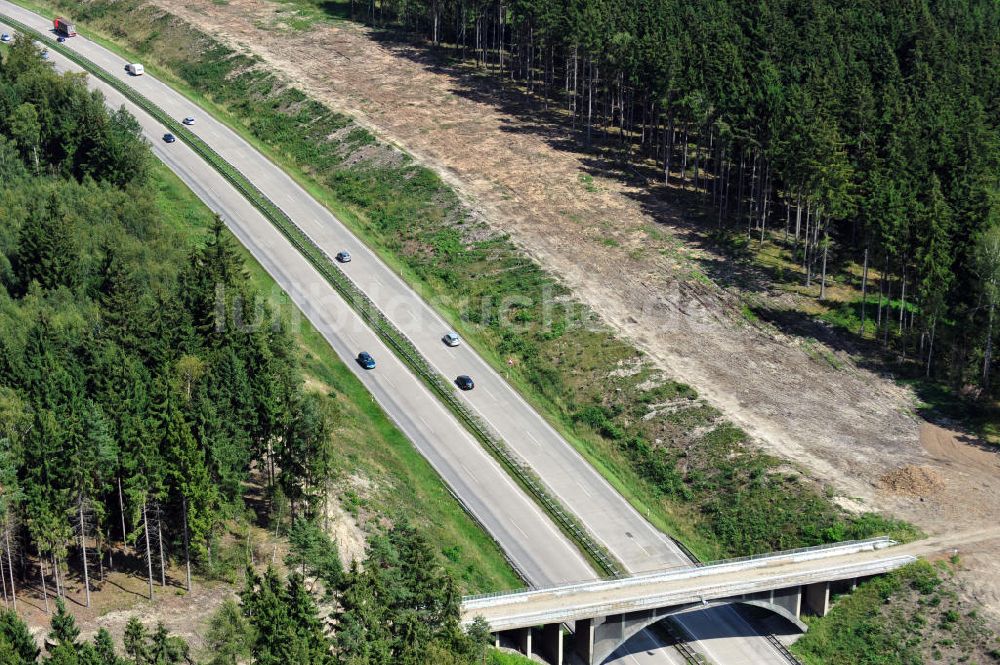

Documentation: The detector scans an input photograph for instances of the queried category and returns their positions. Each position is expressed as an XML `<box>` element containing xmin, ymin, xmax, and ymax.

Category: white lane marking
<box><xmin>673</xmin><ymin>614</ymin><xmax>721</xmax><ymax>665</ymax></box>
<box><xmin>459</xmin><ymin>463</ymin><xmax>477</xmax><ymax>481</ymax></box>
<box><xmin>511</xmin><ymin>521</ymin><xmax>528</xmax><ymax>538</ymax></box>
<box><xmin>481</xmin><ymin>386</ymin><xmax>498</xmax><ymax>401</ymax></box>
<box><xmin>574</xmin><ymin>478</ymin><xmax>593</xmax><ymax>497</ymax></box>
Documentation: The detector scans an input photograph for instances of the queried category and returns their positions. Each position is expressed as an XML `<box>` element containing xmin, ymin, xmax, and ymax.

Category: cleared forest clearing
<box><xmin>18</xmin><ymin>0</ymin><xmax>999</xmax><ymax>632</ymax></box>
<box><xmin>132</xmin><ymin>0</ymin><xmax>1000</xmax><ymax>617</ymax></box>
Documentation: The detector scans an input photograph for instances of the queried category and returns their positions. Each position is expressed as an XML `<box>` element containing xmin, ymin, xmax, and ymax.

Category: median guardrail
<box><xmin>0</xmin><ymin>12</ymin><xmax>625</xmax><ymax>579</ymax></box>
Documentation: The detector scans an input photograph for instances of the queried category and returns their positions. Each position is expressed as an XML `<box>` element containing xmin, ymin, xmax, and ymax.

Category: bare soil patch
<box><xmin>150</xmin><ymin>0</ymin><xmax>920</xmax><ymax>507</ymax></box>
<box><xmin>142</xmin><ymin>0</ymin><xmax>1000</xmax><ymax>619</ymax></box>
<box><xmin>17</xmin><ymin>558</ymin><xmax>232</xmax><ymax>655</ymax></box>
<box><xmin>879</xmin><ymin>465</ymin><xmax>945</xmax><ymax>497</ymax></box>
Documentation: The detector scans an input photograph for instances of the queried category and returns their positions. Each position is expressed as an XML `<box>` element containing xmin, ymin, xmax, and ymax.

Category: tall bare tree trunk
<box><xmin>899</xmin><ymin>266</ymin><xmax>907</xmax><ymax>335</ymax></box>
<box><xmin>664</xmin><ymin>112</ymin><xmax>674</xmax><ymax>185</ymax></box>
<box><xmin>157</xmin><ymin>508</ymin><xmax>166</xmax><ymax>588</ymax></box>
<box><xmin>118</xmin><ymin>477</ymin><xmax>127</xmax><ymax>554</ymax></box>
<box><xmin>692</xmin><ymin>127</ymin><xmax>702</xmax><ymax>191</ymax></box>
<box><xmin>79</xmin><ymin>497</ymin><xmax>91</xmax><ymax>607</ymax></box>
<box><xmin>926</xmin><ymin>319</ymin><xmax>936</xmax><ymax>377</ymax></box>
<box><xmin>984</xmin><ymin>305</ymin><xmax>995</xmax><ymax>389</ymax></box>
<box><xmin>794</xmin><ymin>193</ymin><xmax>803</xmax><ymax>248</ymax></box>
<box><xmin>586</xmin><ymin>59</ymin><xmax>593</xmax><ymax>145</ymax></box>
<box><xmin>39</xmin><ymin>558</ymin><xmax>49</xmax><ymax>614</ymax></box>
<box><xmin>859</xmin><ymin>247</ymin><xmax>869</xmax><ymax>335</ymax></box>
<box><xmin>820</xmin><ymin>227</ymin><xmax>829</xmax><ymax>300</ymax></box>
<box><xmin>680</xmin><ymin>124</ymin><xmax>689</xmax><ymax>182</ymax></box>
<box><xmin>142</xmin><ymin>500</ymin><xmax>154</xmax><ymax>600</ymax></box>
<box><xmin>0</xmin><ymin>553</ymin><xmax>8</xmax><ymax>607</ymax></box>
<box><xmin>4</xmin><ymin>522</ymin><xmax>15</xmax><ymax>611</ymax></box>
<box><xmin>182</xmin><ymin>496</ymin><xmax>192</xmax><ymax>593</ymax></box>
<box><xmin>784</xmin><ymin>196</ymin><xmax>791</xmax><ymax>242</ymax></box>
<box><xmin>51</xmin><ymin>552</ymin><xmax>61</xmax><ymax>597</ymax></box>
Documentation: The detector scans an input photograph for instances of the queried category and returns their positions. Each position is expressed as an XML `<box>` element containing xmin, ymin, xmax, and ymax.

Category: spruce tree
<box><xmin>0</xmin><ymin>609</ymin><xmax>39</xmax><ymax>664</ymax></box>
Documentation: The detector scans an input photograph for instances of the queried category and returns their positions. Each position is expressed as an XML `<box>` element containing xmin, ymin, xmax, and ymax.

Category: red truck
<box><xmin>53</xmin><ymin>17</ymin><xmax>76</xmax><ymax>37</ymax></box>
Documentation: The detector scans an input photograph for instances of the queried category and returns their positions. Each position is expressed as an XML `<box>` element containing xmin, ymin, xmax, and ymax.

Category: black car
<box><xmin>163</xmin><ymin>133</ymin><xmax>176</xmax><ymax>143</ymax></box>
<box><xmin>455</xmin><ymin>375</ymin><xmax>475</xmax><ymax>391</ymax></box>
<box><xmin>357</xmin><ymin>351</ymin><xmax>376</xmax><ymax>370</ymax></box>
<box><xmin>57</xmin><ymin>36</ymin><xmax>67</xmax><ymax>43</ymax></box>
<box><xmin>336</xmin><ymin>250</ymin><xmax>352</xmax><ymax>263</ymax></box>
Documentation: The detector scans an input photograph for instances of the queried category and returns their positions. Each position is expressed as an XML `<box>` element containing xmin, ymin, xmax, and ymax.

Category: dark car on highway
<box><xmin>357</xmin><ymin>352</ymin><xmax>376</xmax><ymax>370</ymax></box>
<box><xmin>455</xmin><ymin>375</ymin><xmax>475</xmax><ymax>391</ymax></box>
<box><xmin>163</xmin><ymin>133</ymin><xmax>176</xmax><ymax>143</ymax></box>
<box><xmin>336</xmin><ymin>250</ymin><xmax>352</xmax><ymax>263</ymax></box>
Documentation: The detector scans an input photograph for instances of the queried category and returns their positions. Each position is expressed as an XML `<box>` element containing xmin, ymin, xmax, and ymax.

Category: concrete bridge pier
<box><xmin>572</xmin><ymin>618</ymin><xmax>595</xmax><ymax>664</ymax></box>
<box><xmin>538</xmin><ymin>623</ymin><xmax>564</xmax><ymax>664</ymax></box>
<box><xmin>516</xmin><ymin>626</ymin><xmax>533</xmax><ymax>658</ymax></box>
<box><xmin>803</xmin><ymin>581</ymin><xmax>830</xmax><ymax>617</ymax></box>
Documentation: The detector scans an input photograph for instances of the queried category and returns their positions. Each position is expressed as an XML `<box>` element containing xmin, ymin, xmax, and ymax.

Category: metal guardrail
<box><xmin>462</xmin><ymin>537</ymin><xmax>895</xmax><ymax>602</ymax></box>
<box><xmin>684</xmin><ymin>537</ymin><xmax>894</xmax><ymax>570</ymax></box>
<box><xmin>765</xmin><ymin>633</ymin><xmax>805</xmax><ymax>665</ymax></box>
<box><xmin>0</xmin><ymin>12</ymin><xmax>625</xmax><ymax>579</ymax></box>
<box><xmin>657</xmin><ymin>619</ymin><xmax>711</xmax><ymax>665</ymax></box>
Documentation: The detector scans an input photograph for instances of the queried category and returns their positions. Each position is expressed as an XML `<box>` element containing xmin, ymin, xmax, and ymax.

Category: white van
<box><xmin>125</xmin><ymin>63</ymin><xmax>144</xmax><ymax>76</ymax></box>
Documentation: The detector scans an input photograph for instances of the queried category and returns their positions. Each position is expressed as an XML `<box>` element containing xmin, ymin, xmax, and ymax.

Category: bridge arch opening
<box><xmin>596</xmin><ymin>599</ymin><xmax>808</xmax><ymax>664</ymax></box>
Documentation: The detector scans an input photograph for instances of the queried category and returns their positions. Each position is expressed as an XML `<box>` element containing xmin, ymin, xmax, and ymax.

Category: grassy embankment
<box><xmin>24</xmin><ymin>0</ymin><xmax>919</xmax><ymax>560</ymax></box>
<box><xmin>792</xmin><ymin>560</ymin><xmax>1000</xmax><ymax>664</ymax></box>
<box><xmin>151</xmin><ymin>160</ymin><xmax>520</xmax><ymax>593</ymax></box>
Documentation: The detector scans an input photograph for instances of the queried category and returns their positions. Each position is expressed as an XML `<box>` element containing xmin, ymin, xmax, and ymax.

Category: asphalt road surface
<box><xmin>0</xmin><ymin>6</ymin><xmax>786</xmax><ymax>662</ymax></box>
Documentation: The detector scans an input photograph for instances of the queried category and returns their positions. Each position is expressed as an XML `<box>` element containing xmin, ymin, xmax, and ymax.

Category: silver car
<box><xmin>442</xmin><ymin>332</ymin><xmax>460</xmax><ymax>347</ymax></box>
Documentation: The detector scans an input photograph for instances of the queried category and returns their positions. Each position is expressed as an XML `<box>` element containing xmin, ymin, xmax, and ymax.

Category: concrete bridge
<box><xmin>461</xmin><ymin>538</ymin><xmax>916</xmax><ymax>664</ymax></box>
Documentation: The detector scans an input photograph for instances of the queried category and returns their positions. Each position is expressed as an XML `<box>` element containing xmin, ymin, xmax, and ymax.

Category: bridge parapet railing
<box><xmin>684</xmin><ymin>536</ymin><xmax>895</xmax><ymax>570</ymax></box>
<box><xmin>462</xmin><ymin>536</ymin><xmax>896</xmax><ymax>603</ymax></box>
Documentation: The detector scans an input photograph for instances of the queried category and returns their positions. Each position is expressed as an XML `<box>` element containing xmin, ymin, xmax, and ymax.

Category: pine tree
<box><xmin>92</xmin><ymin>629</ymin><xmax>123</xmax><ymax>665</ymax></box>
<box><xmin>14</xmin><ymin>193</ymin><xmax>81</xmax><ymax>291</ymax></box>
<box><xmin>205</xmin><ymin>599</ymin><xmax>252</xmax><ymax>665</ymax></box>
<box><xmin>285</xmin><ymin>574</ymin><xmax>332</xmax><ymax>665</ymax></box>
<box><xmin>242</xmin><ymin>568</ymin><xmax>298</xmax><ymax>665</ymax></box>
<box><xmin>123</xmin><ymin>618</ymin><xmax>150</xmax><ymax>665</ymax></box>
<box><xmin>0</xmin><ymin>609</ymin><xmax>39</xmax><ymax>664</ymax></box>
<box><xmin>148</xmin><ymin>623</ymin><xmax>188</xmax><ymax>665</ymax></box>
<box><xmin>48</xmin><ymin>598</ymin><xmax>81</xmax><ymax>651</ymax></box>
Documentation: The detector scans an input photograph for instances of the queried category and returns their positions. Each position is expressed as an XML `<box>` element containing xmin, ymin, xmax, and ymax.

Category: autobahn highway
<box><xmin>0</xmin><ymin>6</ymin><xmax>786</xmax><ymax>662</ymax></box>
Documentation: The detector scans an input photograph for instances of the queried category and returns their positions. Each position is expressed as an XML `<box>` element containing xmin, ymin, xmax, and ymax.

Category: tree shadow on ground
<box><xmin>312</xmin><ymin>12</ymin><xmax>1000</xmax><ymax>423</ymax></box>
<box><xmin>348</xmin><ymin>23</ymin><xmax>814</xmax><ymax>303</ymax></box>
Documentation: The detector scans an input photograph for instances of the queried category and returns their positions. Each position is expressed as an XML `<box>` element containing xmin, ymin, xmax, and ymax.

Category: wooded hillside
<box><xmin>0</xmin><ymin>35</ymin><xmax>495</xmax><ymax>663</ymax></box>
<box><xmin>349</xmin><ymin>0</ymin><xmax>1000</xmax><ymax>394</ymax></box>
<box><xmin>0</xmin><ymin>35</ymin><xmax>335</xmax><ymax>605</ymax></box>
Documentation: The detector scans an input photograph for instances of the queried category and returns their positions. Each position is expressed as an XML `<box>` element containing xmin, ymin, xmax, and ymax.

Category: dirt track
<box><xmin>149</xmin><ymin>0</ymin><xmax>999</xmax><ymax>621</ymax></box>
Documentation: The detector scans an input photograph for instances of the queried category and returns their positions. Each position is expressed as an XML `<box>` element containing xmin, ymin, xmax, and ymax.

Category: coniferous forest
<box><xmin>349</xmin><ymin>0</ymin><xmax>1000</xmax><ymax>394</ymax></box>
<box><xmin>0</xmin><ymin>36</ymin><xmax>490</xmax><ymax>662</ymax></box>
